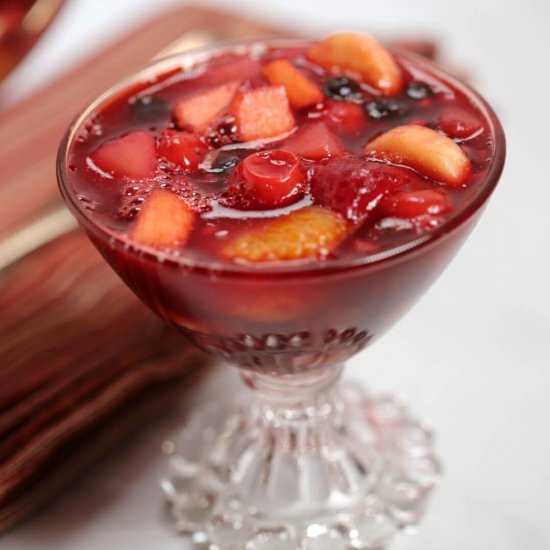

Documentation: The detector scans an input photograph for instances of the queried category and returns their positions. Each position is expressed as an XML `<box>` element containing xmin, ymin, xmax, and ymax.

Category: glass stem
<box><xmin>240</xmin><ymin>364</ymin><xmax>344</xmax><ymax>416</ymax></box>
<box><xmin>164</xmin><ymin>364</ymin><xmax>440</xmax><ymax>545</ymax></box>
<box><xmin>232</xmin><ymin>365</ymin><xmax>363</xmax><ymax>519</ymax></box>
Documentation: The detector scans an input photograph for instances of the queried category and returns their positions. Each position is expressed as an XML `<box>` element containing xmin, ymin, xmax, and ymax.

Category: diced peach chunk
<box><xmin>365</xmin><ymin>124</ymin><xmax>471</xmax><ymax>186</ymax></box>
<box><xmin>91</xmin><ymin>132</ymin><xmax>157</xmax><ymax>179</ymax></box>
<box><xmin>130</xmin><ymin>190</ymin><xmax>194</xmax><ymax>248</ymax></box>
<box><xmin>174</xmin><ymin>81</ymin><xmax>240</xmax><ymax>134</ymax></box>
<box><xmin>283</xmin><ymin>122</ymin><xmax>344</xmax><ymax>160</ymax></box>
<box><xmin>222</xmin><ymin>206</ymin><xmax>348</xmax><ymax>262</ymax></box>
<box><xmin>307</xmin><ymin>32</ymin><xmax>403</xmax><ymax>95</ymax></box>
<box><xmin>233</xmin><ymin>86</ymin><xmax>296</xmax><ymax>141</ymax></box>
<box><xmin>262</xmin><ymin>59</ymin><xmax>323</xmax><ymax>109</ymax></box>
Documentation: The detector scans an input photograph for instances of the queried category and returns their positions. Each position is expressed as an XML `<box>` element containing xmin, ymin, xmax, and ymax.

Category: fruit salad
<box><xmin>61</xmin><ymin>34</ymin><xmax>503</xmax><ymax>371</ymax></box>
<box><xmin>68</xmin><ymin>32</ymin><xmax>493</xmax><ymax>267</ymax></box>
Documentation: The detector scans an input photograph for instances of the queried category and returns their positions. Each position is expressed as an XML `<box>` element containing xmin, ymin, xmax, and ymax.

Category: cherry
<box><xmin>224</xmin><ymin>150</ymin><xmax>305</xmax><ymax>210</ymax></box>
<box><xmin>156</xmin><ymin>130</ymin><xmax>208</xmax><ymax>171</ymax></box>
<box><xmin>380</xmin><ymin>188</ymin><xmax>451</xmax><ymax>218</ymax></box>
<box><xmin>325</xmin><ymin>100</ymin><xmax>366</xmax><ymax>135</ymax></box>
<box><xmin>438</xmin><ymin>107</ymin><xmax>483</xmax><ymax>139</ymax></box>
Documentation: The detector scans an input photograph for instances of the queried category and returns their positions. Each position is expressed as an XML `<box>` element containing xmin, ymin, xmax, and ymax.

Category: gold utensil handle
<box><xmin>0</xmin><ymin>207</ymin><xmax>76</xmax><ymax>272</ymax></box>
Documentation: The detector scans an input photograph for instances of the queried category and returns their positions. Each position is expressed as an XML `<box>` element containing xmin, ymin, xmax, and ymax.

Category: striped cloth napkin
<box><xmin>0</xmin><ymin>230</ymin><xmax>206</xmax><ymax>531</ymax></box>
<box><xmin>0</xmin><ymin>6</ymin><xmax>259</xmax><ymax>530</ymax></box>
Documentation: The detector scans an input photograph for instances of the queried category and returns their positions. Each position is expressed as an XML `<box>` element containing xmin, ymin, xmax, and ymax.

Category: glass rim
<box><xmin>57</xmin><ymin>38</ymin><xmax>506</xmax><ymax>277</ymax></box>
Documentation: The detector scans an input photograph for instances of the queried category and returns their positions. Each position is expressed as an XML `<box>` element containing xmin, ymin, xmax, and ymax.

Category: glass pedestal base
<box><xmin>161</xmin><ymin>366</ymin><xmax>441</xmax><ymax>549</ymax></box>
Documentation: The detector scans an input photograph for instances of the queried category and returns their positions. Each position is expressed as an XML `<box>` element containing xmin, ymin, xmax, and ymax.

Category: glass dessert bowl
<box><xmin>57</xmin><ymin>33</ymin><xmax>505</xmax><ymax>549</ymax></box>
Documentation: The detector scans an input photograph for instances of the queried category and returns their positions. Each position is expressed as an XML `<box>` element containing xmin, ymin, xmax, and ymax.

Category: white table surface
<box><xmin>3</xmin><ymin>0</ymin><xmax>550</xmax><ymax>548</ymax></box>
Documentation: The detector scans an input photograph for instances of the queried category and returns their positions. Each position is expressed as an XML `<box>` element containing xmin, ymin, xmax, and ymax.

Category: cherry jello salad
<box><xmin>68</xmin><ymin>32</ymin><xmax>493</xmax><ymax>267</ymax></box>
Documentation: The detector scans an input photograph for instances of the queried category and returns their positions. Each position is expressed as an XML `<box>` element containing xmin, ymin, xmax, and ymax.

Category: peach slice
<box><xmin>222</xmin><ymin>206</ymin><xmax>348</xmax><ymax>262</ymax></box>
<box><xmin>365</xmin><ymin>124</ymin><xmax>471</xmax><ymax>186</ymax></box>
<box><xmin>307</xmin><ymin>32</ymin><xmax>403</xmax><ymax>95</ymax></box>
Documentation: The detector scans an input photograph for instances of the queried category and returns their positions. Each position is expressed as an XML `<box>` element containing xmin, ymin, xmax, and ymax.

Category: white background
<box><xmin>4</xmin><ymin>1</ymin><xmax>550</xmax><ymax>548</ymax></box>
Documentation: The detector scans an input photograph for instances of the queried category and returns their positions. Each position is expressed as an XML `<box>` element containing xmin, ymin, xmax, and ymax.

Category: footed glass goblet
<box><xmin>57</xmin><ymin>39</ymin><xmax>505</xmax><ymax>549</ymax></box>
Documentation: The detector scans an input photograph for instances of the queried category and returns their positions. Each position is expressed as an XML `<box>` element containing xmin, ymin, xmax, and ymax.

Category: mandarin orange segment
<box><xmin>365</xmin><ymin>124</ymin><xmax>471</xmax><ymax>186</ymax></box>
<box><xmin>262</xmin><ymin>59</ymin><xmax>323</xmax><ymax>109</ymax></box>
<box><xmin>307</xmin><ymin>32</ymin><xmax>403</xmax><ymax>95</ymax></box>
<box><xmin>222</xmin><ymin>206</ymin><xmax>348</xmax><ymax>262</ymax></box>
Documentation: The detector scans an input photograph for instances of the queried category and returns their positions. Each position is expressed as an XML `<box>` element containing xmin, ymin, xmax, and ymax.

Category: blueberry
<box><xmin>129</xmin><ymin>96</ymin><xmax>170</xmax><ymax>122</ymax></box>
<box><xmin>406</xmin><ymin>81</ymin><xmax>432</xmax><ymax>100</ymax></box>
<box><xmin>324</xmin><ymin>76</ymin><xmax>363</xmax><ymax>102</ymax></box>
<box><xmin>365</xmin><ymin>99</ymin><xmax>402</xmax><ymax>120</ymax></box>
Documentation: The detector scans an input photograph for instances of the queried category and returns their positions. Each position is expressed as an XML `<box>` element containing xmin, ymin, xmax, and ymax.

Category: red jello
<box><xmin>58</xmin><ymin>36</ymin><xmax>505</xmax><ymax>373</ymax></box>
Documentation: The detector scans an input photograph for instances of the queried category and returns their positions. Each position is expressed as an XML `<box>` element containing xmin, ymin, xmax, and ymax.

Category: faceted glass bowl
<box><xmin>57</xmin><ymin>41</ymin><xmax>505</xmax><ymax>375</ymax></box>
<box><xmin>57</xmin><ymin>40</ymin><xmax>505</xmax><ymax>549</ymax></box>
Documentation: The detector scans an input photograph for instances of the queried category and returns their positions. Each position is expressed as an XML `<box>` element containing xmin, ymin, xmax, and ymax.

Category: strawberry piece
<box><xmin>222</xmin><ymin>206</ymin><xmax>348</xmax><ymax>262</ymax></box>
<box><xmin>438</xmin><ymin>107</ymin><xmax>484</xmax><ymax>139</ymax></box>
<box><xmin>380</xmin><ymin>188</ymin><xmax>451</xmax><ymax>218</ymax></box>
<box><xmin>174</xmin><ymin>81</ymin><xmax>240</xmax><ymax>134</ymax></box>
<box><xmin>325</xmin><ymin>100</ymin><xmax>367</xmax><ymax>136</ymax></box>
<box><xmin>156</xmin><ymin>129</ymin><xmax>208</xmax><ymax>171</ymax></box>
<box><xmin>233</xmin><ymin>86</ymin><xmax>296</xmax><ymax>141</ymax></box>
<box><xmin>130</xmin><ymin>190</ymin><xmax>194</xmax><ymax>248</ymax></box>
<box><xmin>90</xmin><ymin>132</ymin><xmax>156</xmax><ymax>179</ymax></box>
<box><xmin>307</xmin><ymin>32</ymin><xmax>403</xmax><ymax>95</ymax></box>
<box><xmin>311</xmin><ymin>159</ymin><xmax>424</xmax><ymax>224</ymax></box>
<box><xmin>365</xmin><ymin>124</ymin><xmax>471</xmax><ymax>186</ymax></box>
<box><xmin>262</xmin><ymin>59</ymin><xmax>323</xmax><ymax>109</ymax></box>
<box><xmin>283</xmin><ymin>122</ymin><xmax>344</xmax><ymax>160</ymax></box>
<box><xmin>225</xmin><ymin>150</ymin><xmax>305</xmax><ymax>210</ymax></box>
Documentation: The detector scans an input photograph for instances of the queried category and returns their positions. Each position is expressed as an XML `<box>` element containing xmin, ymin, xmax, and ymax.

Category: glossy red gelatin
<box><xmin>58</xmin><ymin>38</ymin><xmax>505</xmax><ymax>374</ymax></box>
